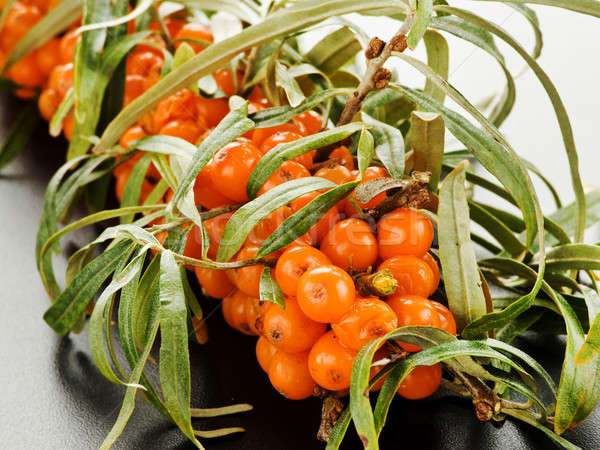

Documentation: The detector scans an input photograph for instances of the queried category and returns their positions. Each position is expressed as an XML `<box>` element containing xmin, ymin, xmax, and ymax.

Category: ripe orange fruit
<box><xmin>274</xmin><ymin>246</ymin><xmax>331</xmax><ymax>297</ymax></box>
<box><xmin>430</xmin><ymin>300</ymin><xmax>457</xmax><ymax>336</ymax></box>
<box><xmin>320</xmin><ymin>218</ymin><xmax>378</xmax><ymax>271</ymax></box>
<box><xmin>195</xmin><ymin>96</ymin><xmax>229</xmax><ymax>127</ymax></box>
<box><xmin>386</xmin><ymin>294</ymin><xmax>441</xmax><ymax>352</ymax></box>
<box><xmin>257</xmin><ymin>160</ymin><xmax>311</xmax><ymax>196</ymax></box>
<box><xmin>396</xmin><ymin>364</ymin><xmax>442</xmax><ymax>400</ymax></box>
<box><xmin>422</xmin><ymin>252</ymin><xmax>441</xmax><ymax>296</ymax></box>
<box><xmin>314</xmin><ymin>164</ymin><xmax>351</xmax><ymax>185</ymax></box>
<box><xmin>344</xmin><ymin>166</ymin><xmax>389</xmax><ymax>215</ymax></box>
<box><xmin>222</xmin><ymin>289</ymin><xmax>257</xmax><ymax>336</ymax></box>
<box><xmin>210</xmin><ymin>140</ymin><xmax>263</xmax><ymax>202</ymax></box>
<box><xmin>174</xmin><ymin>22</ymin><xmax>214</xmax><ymax>53</ymax></box>
<box><xmin>290</xmin><ymin>191</ymin><xmax>340</xmax><ymax>245</ymax></box>
<box><xmin>329</xmin><ymin>146</ymin><xmax>354</xmax><ymax>170</ymax></box>
<box><xmin>294</xmin><ymin>110</ymin><xmax>322</xmax><ymax>135</ymax></box>
<box><xmin>263</xmin><ymin>297</ymin><xmax>327</xmax><ymax>353</ymax></box>
<box><xmin>34</xmin><ymin>37</ymin><xmax>61</xmax><ymax>76</ymax></box>
<box><xmin>8</xmin><ymin>52</ymin><xmax>45</xmax><ymax>87</ymax></box>
<box><xmin>308</xmin><ymin>331</ymin><xmax>357</xmax><ymax>391</ymax></box>
<box><xmin>252</xmin><ymin>122</ymin><xmax>306</xmax><ymax>148</ymax></box>
<box><xmin>193</xmin><ymin>164</ymin><xmax>236</xmax><ymax>210</ymax></box>
<box><xmin>256</xmin><ymin>336</ymin><xmax>278</xmax><ymax>372</ymax></box>
<box><xmin>58</xmin><ymin>29</ymin><xmax>79</xmax><ymax>64</ymax></box>
<box><xmin>229</xmin><ymin>245</ymin><xmax>264</xmax><ymax>298</ymax></box>
<box><xmin>268</xmin><ymin>350</ymin><xmax>315</xmax><ymax>400</ymax></box>
<box><xmin>195</xmin><ymin>267</ymin><xmax>235</xmax><ymax>299</ymax></box>
<box><xmin>38</xmin><ymin>88</ymin><xmax>60</xmax><ymax>121</ymax></box>
<box><xmin>296</xmin><ymin>265</ymin><xmax>356</xmax><ymax>323</ymax></box>
<box><xmin>378</xmin><ymin>256</ymin><xmax>438</xmax><ymax>298</ymax></box>
<box><xmin>260</xmin><ymin>131</ymin><xmax>314</xmax><ymax>168</ymax></box>
<box><xmin>332</xmin><ymin>297</ymin><xmax>398</xmax><ymax>351</ymax></box>
<box><xmin>377</xmin><ymin>208</ymin><xmax>434</xmax><ymax>259</ymax></box>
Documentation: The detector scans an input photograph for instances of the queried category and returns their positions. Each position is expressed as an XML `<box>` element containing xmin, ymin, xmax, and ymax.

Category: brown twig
<box><xmin>337</xmin><ymin>13</ymin><xmax>416</xmax><ymax>127</ymax></box>
<box><xmin>317</xmin><ymin>395</ymin><xmax>345</xmax><ymax>442</ymax></box>
<box><xmin>446</xmin><ymin>366</ymin><xmax>501</xmax><ymax>422</ymax></box>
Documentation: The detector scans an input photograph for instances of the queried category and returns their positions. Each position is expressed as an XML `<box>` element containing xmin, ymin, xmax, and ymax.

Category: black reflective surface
<box><xmin>0</xmin><ymin>94</ymin><xmax>599</xmax><ymax>450</ymax></box>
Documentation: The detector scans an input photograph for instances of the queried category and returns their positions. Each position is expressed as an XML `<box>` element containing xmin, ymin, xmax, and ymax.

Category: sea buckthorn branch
<box><xmin>317</xmin><ymin>394</ymin><xmax>345</xmax><ymax>442</ymax></box>
<box><xmin>355</xmin><ymin>268</ymin><xmax>398</xmax><ymax>297</ymax></box>
<box><xmin>336</xmin><ymin>12</ymin><xmax>415</xmax><ymax>127</ymax></box>
<box><xmin>174</xmin><ymin>253</ymin><xmax>276</xmax><ymax>270</ymax></box>
<box><xmin>445</xmin><ymin>365</ymin><xmax>501</xmax><ymax>422</ymax></box>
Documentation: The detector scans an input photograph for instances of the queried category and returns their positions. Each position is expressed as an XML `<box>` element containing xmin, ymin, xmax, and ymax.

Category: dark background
<box><xmin>0</xmin><ymin>91</ymin><xmax>598</xmax><ymax>450</ymax></box>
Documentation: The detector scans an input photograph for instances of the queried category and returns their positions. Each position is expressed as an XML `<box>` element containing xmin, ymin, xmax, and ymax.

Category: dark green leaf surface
<box><xmin>0</xmin><ymin>102</ymin><xmax>39</xmax><ymax>171</ymax></box>
<box><xmin>259</xmin><ymin>267</ymin><xmax>285</xmax><ymax>308</ymax></box>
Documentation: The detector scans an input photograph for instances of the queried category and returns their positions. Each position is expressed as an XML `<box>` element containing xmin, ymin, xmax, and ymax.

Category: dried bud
<box><xmin>390</xmin><ymin>34</ymin><xmax>408</xmax><ymax>52</ymax></box>
<box><xmin>365</xmin><ymin>37</ymin><xmax>386</xmax><ymax>59</ymax></box>
<box><xmin>373</xmin><ymin>68</ymin><xmax>392</xmax><ymax>89</ymax></box>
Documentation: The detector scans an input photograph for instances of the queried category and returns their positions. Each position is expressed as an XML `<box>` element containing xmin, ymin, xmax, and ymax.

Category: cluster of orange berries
<box><xmin>216</xmin><ymin>208</ymin><xmax>456</xmax><ymax>401</ymax></box>
<box><xmin>0</xmin><ymin>0</ymin><xmax>66</xmax><ymax>99</ymax></box>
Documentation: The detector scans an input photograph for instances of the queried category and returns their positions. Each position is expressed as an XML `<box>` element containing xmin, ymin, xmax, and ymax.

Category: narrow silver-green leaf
<box><xmin>408</xmin><ymin>111</ymin><xmax>445</xmax><ymax>192</ymax></box>
<box><xmin>407</xmin><ymin>0</ymin><xmax>433</xmax><ymax>49</ymax></box>
<box><xmin>360</xmin><ymin>113</ymin><xmax>404</xmax><ymax>179</ymax></box>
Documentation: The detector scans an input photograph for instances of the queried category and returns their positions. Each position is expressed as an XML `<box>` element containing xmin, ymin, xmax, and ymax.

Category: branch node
<box><xmin>373</xmin><ymin>68</ymin><xmax>392</xmax><ymax>89</ymax></box>
<box><xmin>366</xmin><ymin>37</ymin><xmax>386</xmax><ymax>59</ymax></box>
<box><xmin>390</xmin><ymin>34</ymin><xmax>408</xmax><ymax>53</ymax></box>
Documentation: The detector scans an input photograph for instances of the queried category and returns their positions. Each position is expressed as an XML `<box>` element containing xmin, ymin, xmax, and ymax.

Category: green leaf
<box><xmin>473</xmin><ymin>0</ymin><xmax>600</xmax><ymax>18</ymax></box>
<box><xmin>0</xmin><ymin>102</ymin><xmax>39</xmax><ymax>171</ymax></box>
<box><xmin>2</xmin><ymin>0</ymin><xmax>82</xmax><ymax>72</ymax></box>
<box><xmin>218</xmin><ymin>177</ymin><xmax>336</xmax><ymax>261</ymax></box>
<box><xmin>506</xmin><ymin>3</ymin><xmax>543</xmax><ymax>59</ymax></box>
<box><xmin>545</xmin><ymin>244</ymin><xmax>600</xmax><ymax>271</ymax></box>
<box><xmin>360</xmin><ymin>113</ymin><xmax>405</xmax><ymax>179</ymax></box>
<box><xmin>356</xmin><ymin>127</ymin><xmax>375</xmax><ymax>176</ymax></box>
<box><xmin>120</xmin><ymin>153</ymin><xmax>152</xmax><ymax>224</ymax></box>
<box><xmin>133</xmin><ymin>135</ymin><xmax>198</xmax><ymax>157</ymax></box>
<box><xmin>503</xmin><ymin>409</ymin><xmax>581</xmax><ymax>450</ymax></box>
<box><xmin>422</xmin><ymin>30</ymin><xmax>449</xmax><ymax>104</ymax></box>
<box><xmin>407</xmin><ymin>0</ymin><xmax>433</xmax><ymax>49</ymax></box>
<box><xmin>467</xmin><ymin>201</ymin><xmax>526</xmax><ymax>257</ymax></box>
<box><xmin>77</xmin><ymin>0</ymin><xmax>153</xmax><ymax>33</ymax></box>
<box><xmin>50</xmin><ymin>90</ymin><xmax>75</xmax><ymax>137</ymax></box>
<box><xmin>325</xmin><ymin>407</ymin><xmax>352</xmax><ymax>450</ymax></box>
<box><xmin>276</xmin><ymin>61</ymin><xmax>305</xmax><ymax>107</ymax></box>
<box><xmin>256</xmin><ymin>181</ymin><xmax>358</xmax><ymax>258</ymax></box>
<box><xmin>246</xmin><ymin>122</ymin><xmax>364</xmax><ymax>198</ymax></box>
<box><xmin>408</xmin><ymin>111</ymin><xmax>445</xmax><ymax>192</ymax></box>
<box><xmin>259</xmin><ymin>267</ymin><xmax>285</xmax><ymax>308</ymax></box>
<box><xmin>173</xmin><ymin>42</ymin><xmax>200</xmax><ymax>94</ymax></box>
<box><xmin>436</xmin><ymin>5</ymin><xmax>586</xmax><ymax>244</ymax></box>
<box><xmin>438</xmin><ymin>162</ymin><xmax>487</xmax><ymax>333</ymax></box>
<box><xmin>43</xmin><ymin>241</ymin><xmax>132</xmax><ymax>336</ymax></box>
<box><xmin>305</xmin><ymin>26</ymin><xmax>362</xmax><ymax>75</ymax></box>
<box><xmin>93</xmin><ymin>0</ymin><xmax>407</xmax><ymax>152</ymax></box>
<box><xmin>575</xmin><ymin>287</ymin><xmax>600</xmax><ymax>365</ymax></box>
<box><xmin>170</xmin><ymin>100</ymin><xmax>254</xmax><ymax>214</ymax></box>
<box><xmin>158</xmin><ymin>250</ymin><xmax>202</xmax><ymax>448</ymax></box>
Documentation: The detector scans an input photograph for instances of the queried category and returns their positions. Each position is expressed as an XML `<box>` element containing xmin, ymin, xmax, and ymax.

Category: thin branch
<box><xmin>446</xmin><ymin>366</ymin><xmax>501</xmax><ymax>422</ymax></box>
<box><xmin>337</xmin><ymin>13</ymin><xmax>416</xmax><ymax>126</ymax></box>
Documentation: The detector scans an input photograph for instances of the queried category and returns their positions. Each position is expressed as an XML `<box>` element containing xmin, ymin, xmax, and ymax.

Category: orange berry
<box><xmin>149</xmin><ymin>17</ymin><xmax>186</xmax><ymax>39</ymax></box>
<box><xmin>297</xmin><ymin>265</ymin><xmax>356</xmax><ymax>323</ymax></box>
<box><xmin>377</xmin><ymin>209</ymin><xmax>434</xmax><ymax>259</ymax></box>
<box><xmin>38</xmin><ymin>88</ymin><xmax>60</xmax><ymax>121</ymax></box>
<box><xmin>213</xmin><ymin>68</ymin><xmax>242</xmax><ymax>97</ymax></box>
<box><xmin>195</xmin><ymin>96</ymin><xmax>229</xmax><ymax>127</ymax></box>
<box><xmin>290</xmin><ymin>191</ymin><xmax>340</xmax><ymax>245</ymax></box>
<box><xmin>397</xmin><ymin>364</ymin><xmax>442</xmax><ymax>400</ymax></box>
<box><xmin>257</xmin><ymin>160</ymin><xmax>310</xmax><ymax>196</ymax></box>
<box><xmin>123</xmin><ymin>74</ymin><xmax>146</xmax><ymax>106</ymax></box>
<box><xmin>159</xmin><ymin>118</ymin><xmax>206</xmax><ymax>143</ymax></box>
<box><xmin>320</xmin><ymin>218</ymin><xmax>378</xmax><ymax>271</ymax></box>
<box><xmin>378</xmin><ymin>256</ymin><xmax>437</xmax><ymax>298</ymax></box>
<box><xmin>430</xmin><ymin>300</ymin><xmax>457</xmax><ymax>336</ymax></box>
<box><xmin>114</xmin><ymin>172</ymin><xmax>153</xmax><ymax>204</ymax></box>
<box><xmin>210</xmin><ymin>140</ymin><xmax>262</xmax><ymax>202</ymax></box>
<box><xmin>1</xmin><ymin>3</ymin><xmax>42</xmax><ymax>52</ymax></box>
<box><xmin>229</xmin><ymin>245</ymin><xmax>264</xmax><ymax>298</ymax></box>
<box><xmin>59</xmin><ymin>29</ymin><xmax>79</xmax><ymax>65</ymax></box>
<box><xmin>183</xmin><ymin>225</ymin><xmax>204</xmax><ymax>261</ymax></box>
<box><xmin>247</xmin><ymin>206</ymin><xmax>292</xmax><ymax>246</ymax></box>
<box><xmin>126</xmin><ymin>50</ymin><xmax>163</xmax><ymax>78</ymax></box>
<box><xmin>193</xmin><ymin>164</ymin><xmax>236</xmax><ymax>209</ymax></box>
<box><xmin>263</xmin><ymin>297</ymin><xmax>327</xmax><ymax>353</ymax></box>
<box><xmin>274</xmin><ymin>246</ymin><xmax>331</xmax><ymax>297</ymax></box>
<box><xmin>268</xmin><ymin>350</ymin><xmax>315</xmax><ymax>400</ymax></box>
<box><xmin>308</xmin><ymin>331</ymin><xmax>356</xmax><ymax>391</ymax></box>
<box><xmin>329</xmin><ymin>146</ymin><xmax>354</xmax><ymax>170</ymax></box>
<box><xmin>222</xmin><ymin>290</ymin><xmax>257</xmax><ymax>335</ymax></box>
<box><xmin>203</xmin><ymin>211</ymin><xmax>234</xmax><ymax>260</ymax></box>
<box><xmin>332</xmin><ymin>297</ymin><xmax>398</xmax><ymax>351</ymax></box>
<box><xmin>386</xmin><ymin>294</ymin><xmax>441</xmax><ymax>352</ymax></box>
<box><xmin>174</xmin><ymin>22</ymin><xmax>213</xmax><ymax>53</ymax></box>
<box><xmin>195</xmin><ymin>267</ymin><xmax>235</xmax><ymax>299</ymax></box>
<box><xmin>63</xmin><ymin>113</ymin><xmax>74</xmax><ymax>141</ymax></box>
<box><xmin>256</xmin><ymin>335</ymin><xmax>278</xmax><ymax>372</ymax></box>
<box><xmin>260</xmin><ymin>131</ymin><xmax>314</xmax><ymax>168</ymax></box>
<box><xmin>422</xmin><ymin>252</ymin><xmax>440</xmax><ymax>296</ymax></box>
<box><xmin>252</xmin><ymin>122</ymin><xmax>306</xmax><ymax>148</ymax></box>
<box><xmin>314</xmin><ymin>164</ymin><xmax>351</xmax><ymax>185</ymax></box>
<box><xmin>34</xmin><ymin>37</ymin><xmax>61</xmax><ymax>77</ymax></box>
<box><xmin>294</xmin><ymin>110</ymin><xmax>322</xmax><ymax>135</ymax></box>
<box><xmin>8</xmin><ymin>52</ymin><xmax>45</xmax><ymax>87</ymax></box>
<box><xmin>153</xmin><ymin>89</ymin><xmax>199</xmax><ymax>130</ymax></box>
<box><xmin>48</xmin><ymin>63</ymin><xmax>73</xmax><ymax>97</ymax></box>
<box><xmin>119</xmin><ymin>125</ymin><xmax>147</xmax><ymax>149</ymax></box>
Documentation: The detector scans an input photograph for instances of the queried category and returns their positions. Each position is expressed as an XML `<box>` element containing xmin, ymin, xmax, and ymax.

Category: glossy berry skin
<box><xmin>58</xmin><ymin>29</ymin><xmax>79</xmax><ymax>64</ymax></box>
<box><xmin>34</xmin><ymin>37</ymin><xmax>61</xmax><ymax>76</ymax></box>
<box><xmin>1</xmin><ymin>3</ymin><xmax>42</xmax><ymax>52</ymax></box>
<box><xmin>194</xmin><ymin>267</ymin><xmax>235</xmax><ymax>299</ymax></box>
<box><xmin>153</xmin><ymin>89</ymin><xmax>199</xmax><ymax>131</ymax></box>
<box><xmin>193</xmin><ymin>164</ymin><xmax>235</xmax><ymax>209</ymax></box>
<box><xmin>263</xmin><ymin>297</ymin><xmax>326</xmax><ymax>353</ymax></box>
<box><xmin>377</xmin><ymin>209</ymin><xmax>434</xmax><ymax>260</ymax></box>
<box><xmin>159</xmin><ymin>118</ymin><xmax>206</xmax><ymax>144</ymax></box>
<box><xmin>332</xmin><ymin>297</ymin><xmax>398</xmax><ymax>351</ymax></box>
<box><xmin>195</xmin><ymin>96</ymin><xmax>229</xmax><ymax>127</ymax></box>
<box><xmin>210</xmin><ymin>140</ymin><xmax>263</xmax><ymax>202</ymax></box>
<box><xmin>430</xmin><ymin>300</ymin><xmax>457</xmax><ymax>336</ymax></box>
<box><xmin>297</xmin><ymin>265</ymin><xmax>356</xmax><ymax>323</ymax></box>
<box><xmin>378</xmin><ymin>256</ymin><xmax>438</xmax><ymax>298</ymax></box>
<box><xmin>256</xmin><ymin>336</ymin><xmax>278</xmax><ymax>372</ymax></box>
<box><xmin>202</xmin><ymin>211</ymin><xmax>234</xmax><ymax>260</ymax></box>
<box><xmin>257</xmin><ymin>160</ymin><xmax>310</xmax><ymax>196</ymax></box>
<box><xmin>63</xmin><ymin>114</ymin><xmax>74</xmax><ymax>141</ymax></box>
<box><xmin>212</xmin><ymin>68</ymin><xmax>243</xmax><ymax>97</ymax></box>
<box><xmin>260</xmin><ymin>131</ymin><xmax>313</xmax><ymax>168</ymax></box>
<box><xmin>222</xmin><ymin>290</ymin><xmax>256</xmax><ymax>336</ymax></box>
<box><xmin>422</xmin><ymin>252</ymin><xmax>441</xmax><ymax>296</ymax></box>
<box><xmin>268</xmin><ymin>350</ymin><xmax>315</xmax><ymax>400</ymax></box>
<box><xmin>123</xmin><ymin>74</ymin><xmax>146</xmax><ymax>107</ymax></box>
<box><xmin>274</xmin><ymin>246</ymin><xmax>331</xmax><ymax>297</ymax></box>
<box><xmin>38</xmin><ymin>88</ymin><xmax>60</xmax><ymax>121</ymax></box>
<box><xmin>329</xmin><ymin>146</ymin><xmax>354</xmax><ymax>170</ymax></box>
<box><xmin>320</xmin><ymin>218</ymin><xmax>378</xmax><ymax>271</ymax></box>
<box><xmin>230</xmin><ymin>245</ymin><xmax>263</xmax><ymax>298</ymax></box>
<box><xmin>48</xmin><ymin>62</ymin><xmax>73</xmax><ymax>97</ymax></box>
<box><xmin>290</xmin><ymin>192</ymin><xmax>340</xmax><ymax>245</ymax></box>
<box><xmin>252</xmin><ymin>122</ymin><xmax>306</xmax><ymax>148</ymax></box>
<box><xmin>308</xmin><ymin>331</ymin><xmax>357</xmax><ymax>391</ymax></box>
<box><xmin>386</xmin><ymin>295</ymin><xmax>441</xmax><ymax>352</ymax></box>
<box><xmin>294</xmin><ymin>110</ymin><xmax>322</xmax><ymax>135</ymax></box>
<box><xmin>8</xmin><ymin>52</ymin><xmax>45</xmax><ymax>87</ymax></box>
<box><xmin>314</xmin><ymin>165</ymin><xmax>352</xmax><ymax>185</ymax></box>
<box><xmin>396</xmin><ymin>364</ymin><xmax>442</xmax><ymax>400</ymax></box>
